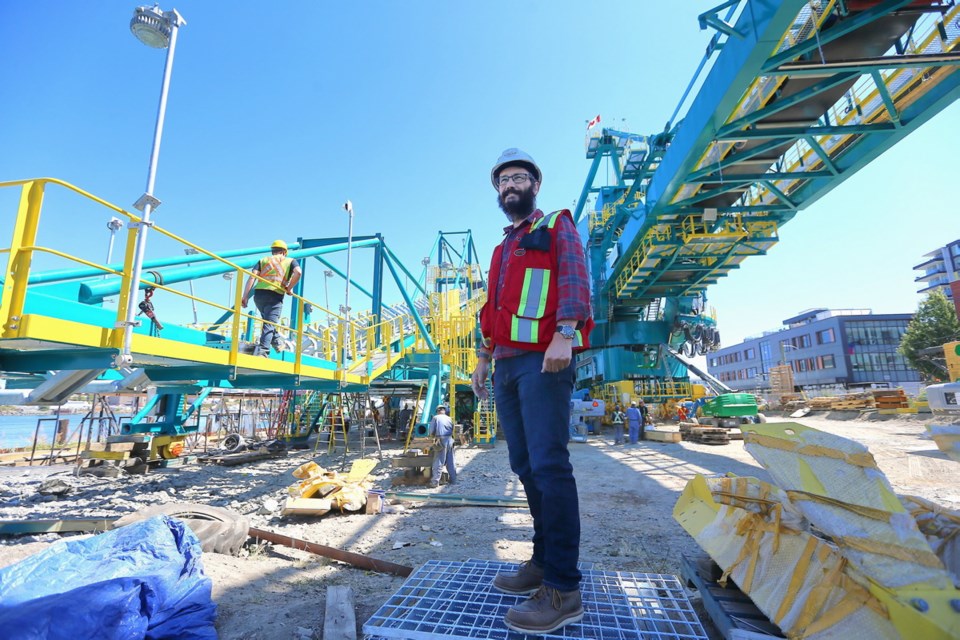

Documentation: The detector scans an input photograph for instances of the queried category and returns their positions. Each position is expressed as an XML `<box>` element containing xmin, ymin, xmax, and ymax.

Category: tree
<box><xmin>899</xmin><ymin>291</ymin><xmax>960</xmax><ymax>380</ymax></box>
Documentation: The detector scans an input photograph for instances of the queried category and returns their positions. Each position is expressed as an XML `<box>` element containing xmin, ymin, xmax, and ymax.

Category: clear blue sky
<box><xmin>1</xmin><ymin>2</ymin><xmax>958</xmax><ymax>343</ymax></box>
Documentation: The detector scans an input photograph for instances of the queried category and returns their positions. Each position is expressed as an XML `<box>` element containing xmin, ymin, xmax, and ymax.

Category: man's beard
<box><xmin>497</xmin><ymin>186</ymin><xmax>536</xmax><ymax>222</ymax></box>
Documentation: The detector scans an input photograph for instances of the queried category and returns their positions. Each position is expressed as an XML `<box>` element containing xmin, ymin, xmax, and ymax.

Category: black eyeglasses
<box><xmin>496</xmin><ymin>173</ymin><xmax>533</xmax><ymax>187</ymax></box>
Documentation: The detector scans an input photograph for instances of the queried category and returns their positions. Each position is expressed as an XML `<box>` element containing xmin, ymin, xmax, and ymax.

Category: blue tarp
<box><xmin>0</xmin><ymin>516</ymin><xmax>217</xmax><ymax>639</ymax></box>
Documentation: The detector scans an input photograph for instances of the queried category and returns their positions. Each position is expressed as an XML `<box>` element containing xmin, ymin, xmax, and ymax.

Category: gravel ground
<box><xmin>1</xmin><ymin>412</ymin><xmax>956</xmax><ymax>639</ymax></box>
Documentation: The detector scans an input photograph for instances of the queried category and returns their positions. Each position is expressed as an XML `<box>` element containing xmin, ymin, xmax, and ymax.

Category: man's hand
<box><xmin>241</xmin><ymin>296</ymin><xmax>249</xmax><ymax>308</ymax></box>
<box><xmin>471</xmin><ymin>358</ymin><xmax>490</xmax><ymax>400</ymax></box>
<box><xmin>542</xmin><ymin>333</ymin><xmax>573</xmax><ymax>373</ymax></box>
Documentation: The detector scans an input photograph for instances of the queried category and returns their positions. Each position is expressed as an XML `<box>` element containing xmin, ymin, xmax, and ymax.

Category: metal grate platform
<box><xmin>364</xmin><ymin>558</ymin><xmax>707</xmax><ymax>640</ymax></box>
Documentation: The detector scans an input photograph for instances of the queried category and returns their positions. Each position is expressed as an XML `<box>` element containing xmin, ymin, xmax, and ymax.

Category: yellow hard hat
<box><xmin>271</xmin><ymin>240</ymin><xmax>287</xmax><ymax>251</ymax></box>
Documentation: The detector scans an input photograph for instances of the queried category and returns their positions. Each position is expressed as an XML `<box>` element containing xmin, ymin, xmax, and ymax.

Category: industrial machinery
<box><xmin>569</xmin><ymin>398</ymin><xmax>606</xmax><ymax>443</ymax></box>
<box><xmin>697</xmin><ymin>392</ymin><xmax>762</xmax><ymax>428</ymax></box>
<box><xmin>572</xmin><ymin>0</ymin><xmax>960</xmax><ymax>403</ymax></box>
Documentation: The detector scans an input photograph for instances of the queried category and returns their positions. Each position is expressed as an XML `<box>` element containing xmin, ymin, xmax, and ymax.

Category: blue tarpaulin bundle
<box><xmin>0</xmin><ymin>515</ymin><xmax>217</xmax><ymax>639</ymax></box>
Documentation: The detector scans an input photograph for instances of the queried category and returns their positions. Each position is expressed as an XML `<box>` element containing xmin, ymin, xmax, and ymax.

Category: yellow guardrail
<box><xmin>0</xmin><ymin>178</ymin><xmax>461</xmax><ymax>384</ymax></box>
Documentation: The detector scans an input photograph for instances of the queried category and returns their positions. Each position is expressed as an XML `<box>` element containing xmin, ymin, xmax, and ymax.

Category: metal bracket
<box><xmin>697</xmin><ymin>0</ymin><xmax>744</xmax><ymax>39</ymax></box>
<box><xmin>115</xmin><ymin>320</ymin><xmax>142</xmax><ymax>328</ymax></box>
<box><xmin>133</xmin><ymin>193</ymin><xmax>161</xmax><ymax>212</ymax></box>
<box><xmin>128</xmin><ymin>220</ymin><xmax>154</xmax><ymax>230</ymax></box>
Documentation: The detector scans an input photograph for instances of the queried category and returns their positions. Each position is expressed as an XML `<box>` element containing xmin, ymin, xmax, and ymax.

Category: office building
<box><xmin>707</xmin><ymin>309</ymin><xmax>922</xmax><ymax>395</ymax></box>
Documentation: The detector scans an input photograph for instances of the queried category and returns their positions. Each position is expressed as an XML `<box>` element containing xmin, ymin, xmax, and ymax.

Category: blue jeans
<box><xmin>431</xmin><ymin>436</ymin><xmax>456</xmax><ymax>484</ymax></box>
<box><xmin>253</xmin><ymin>289</ymin><xmax>284</xmax><ymax>352</ymax></box>
<box><xmin>494</xmin><ymin>350</ymin><xmax>581</xmax><ymax>592</ymax></box>
<box><xmin>613</xmin><ymin>422</ymin><xmax>624</xmax><ymax>444</ymax></box>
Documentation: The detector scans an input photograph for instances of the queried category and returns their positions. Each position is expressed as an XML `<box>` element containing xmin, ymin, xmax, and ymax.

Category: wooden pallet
<box><xmin>680</xmin><ymin>425</ymin><xmax>731</xmax><ymax>445</ymax></box>
<box><xmin>680</xmin><ymin>554</ymin><xmax>784</xmax><ymax>640</ymax></box>
<box><xmin>645</xmin><ymin>429</ymin><xmax>682</xmax><ymax>443</ymax></box>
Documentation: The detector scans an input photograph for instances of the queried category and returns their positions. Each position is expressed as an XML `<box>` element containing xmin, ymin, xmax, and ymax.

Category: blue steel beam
<box><xmin>78</xmin><ymin>237</ymin><xmax>380</xmax><ymax>303</ymax></box>
<box><xmin>572</xmin><ymin>152</ymin><xmax>606</xmax><ymax>225</ymax></box>
<box><xmin>685</xmin><ymin>138</ymin><xmax>789</xmax><ymax>180</ymax></box>
<box><xmin>764</xmin><ymin>68</ymin><xmax>960</xmax><ymax>220</ymax></box>
<box><xmin>717</xmin><ymin>72</ymin><xmax>861</xmax><ymax>137</ymax></box>
<box><xmin>761</xmin><ymin>0</ymin><xmax>918</xmax><ymax>73</ymax></box>
<box><xmin>644</xmin><ymin>0</ymin><xmax>808</xmax><ymax>217</ymax></box>
<box><xmin>717</xmin><ymin>123</ymin><xmax>898</xmax><ymax>139</ymax></box>
<box><xmin>770</xmin><ymin>52</ymin><xmax>960</xmax><ymax>76</ymax></box>
<box><xmin>687</xmin><ymin>171</ymin><xmax>833</xmax><ymax>183</ymax></box>
<box><xmin>383</xmin><ymin>245</ymin><xmax>428</xmax><ymax>297</ymax></box>
<box><xmin>381</xmin><ymin>250</ymin><xmax>437</xmax><ymax>352</ymax></box>
<box><xmin>312</xmin><ymin>256</ymin><xmax>374</xmax><ymax>300</ymax></box>
<box><xmin>29</xmin><ymin>243</ymin><xmax>302</xmax><ymax>285</ymax></box>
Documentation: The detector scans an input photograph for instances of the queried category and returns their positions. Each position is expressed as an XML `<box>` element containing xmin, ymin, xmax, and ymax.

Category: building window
<box><xmin>823</xmin><ymin>354</ymin><xmax>835</xmax><ymax>369</ymax></box>
<box><xmin>816</xmin><ymin>328</ymin><xmax>835</xmax><ymax>344</ymax></box>
<box><xmin>745</xmin><ymin>347</ymin><xmax>755</xmax><ymax>359</ymax></box>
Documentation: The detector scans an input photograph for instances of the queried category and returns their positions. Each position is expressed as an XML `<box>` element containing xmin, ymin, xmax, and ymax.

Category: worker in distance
<box><xmin>241</xmin><ymin>240</ymin><xmax>302</xmax><ymax>357</ymax></box>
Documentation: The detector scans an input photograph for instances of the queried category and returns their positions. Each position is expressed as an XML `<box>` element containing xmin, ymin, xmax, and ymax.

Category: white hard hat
<box><xmin>491</xmin><ymin>148</ymin><xmax>542</xmax><ymax>189</ymax></box>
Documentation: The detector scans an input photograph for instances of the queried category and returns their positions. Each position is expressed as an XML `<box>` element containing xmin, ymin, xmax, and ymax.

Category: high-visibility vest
<box><xmin>254</xmin><ymin>255</ymin><xmax>294</xmax><ymax>294</ymax></box>
<box><xmin>612</xmin><ymin>411</ymin><xmax>624</xmax><ymax>424</ymax></box>
<box><xmin>479</xmin><ymin>209</ymin><xmax>594</xmax><ymax>353</ymax></box>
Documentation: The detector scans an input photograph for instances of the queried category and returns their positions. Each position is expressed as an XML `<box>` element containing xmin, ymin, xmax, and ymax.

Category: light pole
<box><xmin>323</xmin><ymin>269</ymin><xmax>333</xmax><ymax>325</ymax></box>
<box><xmin>184</xmin><ymin>247</ymin><xmax>199</xmax><ymax>324</ymax></box>
<box><xmin>341</xmin><ymin>200</ymin><xmax>354</xmax><ymax>365</ymax></box>
<box><xmin>105</xmin><ymin>217</ymin><xmax>124</xmax><ymax>265</ymax></box>
<box><xmin>780</xmin><ymin>341</ymin><xmax>800</xmax><ymax>366</ymax></box>
<box><xmin>223</xmin><ymin>272</ymin><xmax>234</xmax><ymax>307</ymax></box>
<box><xmin>117</xmin><ymin>4</ymin><xmax>186</xmax><ymax>367</ymax></box>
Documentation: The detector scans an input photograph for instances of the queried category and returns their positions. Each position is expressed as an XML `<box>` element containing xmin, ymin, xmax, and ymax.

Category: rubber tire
<box><xmin>112</xmin><ymin>503</ymin><xmax>250</xmax><ymax>556</ymax></box>
<box><xmin>757</xmin><ymin>413</ymin><xmax>767</xmax><ymax>423</ymax></box>
<box><xmin>222</xmin><ymin>433</ymin><xmax>245</xmax><ymax>453</ymax></box>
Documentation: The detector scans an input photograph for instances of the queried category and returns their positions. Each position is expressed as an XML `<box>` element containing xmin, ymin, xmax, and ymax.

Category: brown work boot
<box><xmin>504</xmin><ymin>585</ymin><xmax>584</xmax><ymax>635</ymax></box>
<box><xmin>492</xmin><ymin>560</ymin><xmax>544</xmax><ymax>595</ymax></box>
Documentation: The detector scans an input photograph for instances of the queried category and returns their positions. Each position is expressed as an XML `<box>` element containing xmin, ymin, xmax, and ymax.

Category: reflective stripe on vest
<box><xmin>531</xmin><ymin>210</ymin><xmax>563</xmax><ymax>231</ymax></box>
<box><xmin>518</xmin><ymin>268</ymin><xmax>551</xmax><ymax>319</ymax></box>
<box><xmin>574</xmin><ymin>330</ymin><xmax>584</xmax><ymax>348</ymax></box>
<box><xmin>510</xmin><ymin>316</ymin><xmax>540</xmax><ymax>343</ymax></box>
<box><xmin>255</xmin><ymin>255</ymin><xmax>291</xmax><ymax>293</ymax></box>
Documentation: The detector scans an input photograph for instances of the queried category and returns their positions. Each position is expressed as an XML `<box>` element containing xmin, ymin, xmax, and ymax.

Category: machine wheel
<box><xmin>756</xmin><ymin>413</ymin><xmax>767</xmax><ymax>423</ymax></box>
<box><xmin>158</xmin><ymin>441</ymin><xmax>184</xmax><ymax>459</ymax></box>
<box><xmin>112</xmin><ymin>503</ymin><xmax>249</xmax><ymax>556</ymax></box>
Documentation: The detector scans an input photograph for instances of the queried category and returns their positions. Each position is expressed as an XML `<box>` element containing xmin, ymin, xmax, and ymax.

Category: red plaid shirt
<box><xmin>481</xmin><ymin>210</ymin><xmax>592</xmax><ymax>360</ymax></box>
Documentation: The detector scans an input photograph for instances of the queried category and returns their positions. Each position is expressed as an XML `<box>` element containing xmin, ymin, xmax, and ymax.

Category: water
<box><xmin>0</xmin><ymin>414</ymin><xmax>113</xmax><ymax>450</ymax></box>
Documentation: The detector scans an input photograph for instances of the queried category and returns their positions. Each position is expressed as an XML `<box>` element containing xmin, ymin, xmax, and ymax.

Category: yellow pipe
<box><xmin>1</xmin><ymin>181</ymin><xmax>45</xmax><ymax>338</ymax></box>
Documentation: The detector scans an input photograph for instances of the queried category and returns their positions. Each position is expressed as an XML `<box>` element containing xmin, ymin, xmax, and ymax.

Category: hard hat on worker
<box><xmin>271</xmin><ymin>240</ymin><xmax>288</xmax><ymax>251</ymax></box>
<box><xmin>491</xmin><ymin>148</ymin><xmax>542</xmax><ymax>189</ymax></box>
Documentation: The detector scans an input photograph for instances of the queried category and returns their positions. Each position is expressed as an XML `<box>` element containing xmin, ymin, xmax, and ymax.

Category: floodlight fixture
<box><xmin>130</xmin><ymin>4</ymin><xmax>184</xmax><ymax>48</ymax></box>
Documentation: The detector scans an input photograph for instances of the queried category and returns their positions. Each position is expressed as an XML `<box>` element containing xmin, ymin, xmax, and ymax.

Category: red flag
<box><xmin>587</xmin><ymin>114</ymin><xmax>601</xmax><ymax>130</ymax></box>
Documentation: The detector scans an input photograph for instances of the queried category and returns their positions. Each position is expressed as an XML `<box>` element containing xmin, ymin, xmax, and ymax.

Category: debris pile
<box><xmin>282</xmin><ymin>459</ymin><xmax>375</xmax><ymax>516</ymax></box>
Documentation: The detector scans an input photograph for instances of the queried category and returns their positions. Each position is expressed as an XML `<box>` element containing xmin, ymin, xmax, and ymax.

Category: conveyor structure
<box><xmin>573</xmin><ymin>0</ymin><xmax>960</xmax><ymax>400</ymax></box>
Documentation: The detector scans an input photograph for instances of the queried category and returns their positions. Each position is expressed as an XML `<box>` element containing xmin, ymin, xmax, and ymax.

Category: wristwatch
<box><xmin>556</xmin><ymin>325</ymin><xmax>576</xmax><ymax>340</ymax></box>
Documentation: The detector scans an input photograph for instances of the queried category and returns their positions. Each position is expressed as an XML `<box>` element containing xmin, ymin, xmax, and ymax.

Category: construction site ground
<box><xmin>1</xmin><ymin>411</ymin><xmax>957</xmax><ymax>640</ymax></box>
